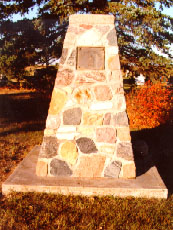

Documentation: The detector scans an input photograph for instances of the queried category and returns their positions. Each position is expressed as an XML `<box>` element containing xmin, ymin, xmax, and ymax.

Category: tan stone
<box><xmin>36</xmin><ymin>161</ymin><xmax>47</xmax><ymax>177</ymax></box>
<box><xmin>49</xmin><ymin>88</ymin><xmax>67</xmax><ymax>115</ymax></box>
<box><xmin>117</xmin><ymin>127</ymin><xmax>131</xmax><ymax>141</ymax></box>
<box><xmin>83</xmin><ymin>112</ymin><xmax>103</xmax><ymax>125</ymax></box>
<box><xmin>73</xmin><ymin>88</ymin><xmax>92</xmax><ymax>104</ymax></box>
<box><xmin>98</xmin><ymin>144</ymin><xmax>116</xmax><ymax>155</ymax></box>
<box><xmin>108</xmin><ymin>55</ymin><xmax>120</xmax><ymax>70</ymax></box>
<box><xmin>60</xmin><ymin>141</ymin><xmax>78</xmax><ymax>165</ymax></box>
<box><xmin>44</xmin><ymin>129</ymin><xmax>56</xmax><ymax>136</ymax></box>
<box><xmin>73</xmin><ymin>155</ymin><xmax>106</xmax><ymax>177</ymax></box>
<box><xmin>78</xmin><ymin>127</ymin><xmax>95</xmax><ymax>137</ymax></box>
<box><xmin>122</xmin><ymin>163</ymin><xmax>136</xmax><ymax>179</ymax></box>
<box><xmin>96</xmin><ymin>128</ymin><xmax>116</xmax><ymax>143</ymax></box>
<box><xmin>94</xmin><ymin>85</ymin><xmax>113</xmax><ymax>101</ymax></box>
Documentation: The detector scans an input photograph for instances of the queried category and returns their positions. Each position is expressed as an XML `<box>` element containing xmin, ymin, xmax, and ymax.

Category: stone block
<box><xmin>103</xmin><ymin>113</ymin><xmax>111</xmax><ymax>125</ymax></box>
<box><xmin>98</xmin><ymin>144</ymin><xmax>115</xmax><ymax>155</ymax></box>
<box><xmin>59</xmin><ymin>48</ymin><xmax>68</xmax><ymax>65</ymax></box>
<box><xmin>113</xmin><ymin>112</ymin><xmax>129</xmax><ymax>126</ymax></box>
<box><xmin>96</xmin><ymin>25</ymin><xmax>110</xmax><ymax>35</ymax></box>
<box><xmin>77</xmin><ymin>127</ymin><xmax>94</xmax><ymax>137</ymax></box>
<box><xmin>122</xmin><ymin>163</ymin><xmax>136</xmax><ymax>179</ymax></box>
<box><xmin>83</xmin><ymin>112</ymin><xmax>103</xmax><ymax>125</ymax></box>
<box><xmin>108</xmin><ymin>55</ymin><xmax>120</xmax><ymax>70</ymax></box>
<box><xmin>79</xmin><ymin>24</ymin><xmax>93</xmax><ymax>30</ymax></box>
<box><xmin>109</xmin><ymin>70</ymin><xmax>121</xmax><ymax>82</ymax></box>
<box><xmin>66</xmin><ymin>49</ymin><xmax>76</xmax><ymax>66</ymax></box>
<box><xmin>70</xmin><ymin>14</ymin><xmax>114</xmax><ymax>25</ymax></box>
<box><xmin>96</xmin><ymin>128</ymin><xmax>116</xmax><ymax>143</ymax></box>
<box><xmin>49</xmin><ymin>88</ymin><xmax>67</xmax><ymax>115</ymax></box>
<box><xmin>44</xmin><ymin>129</ymin><xmax>56</xmax><ymax>136</ymax></box>
<box><xmin>39</xmin><ymin>137</ymin><xmax>59</xmax><ymax>158</ymax></box>
<box><xmin>117</xmin><ymin>127</ymin><xmax>131</xmax><ymax>142</ymax></box>
<box><xmin>73</xmin><ymin>155</ymin><xmax>106</xmax><ymax>177</ymax></box>
<box><xmin>117</xmin><ymin>95</ymin><xmax>126</xmax><ymax>111</ymax></box>
<box><xmin>104</xmin><ymin>161</ymin><xmax>122</xmax><ymax>178</ymax></box>
<box><xmin>36</xmin><ymin>161</ymin><xmax>48</xmax><ymax>177</ymax></box>
<box><xmin>117</xmin><ymin>142</ymin><xmax>134</xmax><ymax>161</ymax></box>
<box><xmin>60</xmin><ymin>141</ymin><xmax>78</xmax><ymax>165</ymax></box>
<box><xmin>50</xmin><ymin>159</ymin><xmax>72</xmax><ymax>177</ymax></box>
<box><xmin>46</xmin><ymin>114</ymin><xmax>61</xmax><ymax>130</ymax></box>
<box><xmin>107</xmin><ymin>29</ymin><xmax>117</xmax><ymax>46</ymax></box>
<box><xmin>63</xmin><ymin>107</ymin><xmax>82</xmax><ymax>125</ymax></box>
<box><xmin>76</xmin><ymin>71</ymin><xmax>106</xmax><ymax>83</ymax></box>
<box><xmin>90</xmin><ymin>101</ymin><xmax>113</xmax><ymax>110</ymax></box>
<box><xmin>55</xmin><ymin>69</ymin><xmax>74</xmax><ymax>86</ymax></box>
<box><xmin>73</xmin><ymin>88</ymin><xmax>92</xmax><ymax>104</ymax></box>
<box><xmin>94</xmin><ymin>85</ymin><xmax>113</xmax><ymax>101</ymax></box>
<box><xmin>76</xmin><ymin>137</ymin><xmax>98</xmax><ymax>154</ymax></box>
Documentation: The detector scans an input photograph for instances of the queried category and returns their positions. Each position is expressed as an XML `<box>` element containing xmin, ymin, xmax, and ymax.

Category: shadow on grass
<box><xmin>131</xmin><ymin>124</ymin><xmax>173</xmax><ymax>197</ymax></box>
<box><xmin>0</xmin><ymin>92</ymin><xmax>50</xmax><ymax>136</ymax></box>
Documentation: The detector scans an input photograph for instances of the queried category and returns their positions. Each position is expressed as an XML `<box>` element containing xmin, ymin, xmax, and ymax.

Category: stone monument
<box><xmin>36</xmin><ymin>14</ymin><xmax>136</xmax><ymax>179</ymax></box>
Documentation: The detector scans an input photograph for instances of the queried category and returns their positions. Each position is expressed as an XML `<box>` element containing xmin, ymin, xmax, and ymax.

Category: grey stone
<box><xmin>117</xmin><ymin>142</ymin><xmax>134</xmax><ymax>161</ymax></box>
<box><xmin>104</xmin><ymin>161</ymin><xmax>122</xmax><ymax>178</ymax></box>
<box><xmin>50</xmin><ymin>159</ymin><xmax>72</xmax><ymax>177</ymax></box>
<box><xmin>114</xmin><ymin>112</ymin><xmax>129</xmax><ymax>126</ymax></box>
<box><xmin>39</xmin><ymin>137</ymin><xmax>59</xmax><ymax>158</ymax></box>
<box><xmin>67</xmin><ymin>49</ymin><xmax>76</xmax><ymax>66</ymax></box>
<box><xmin>107</xmin><ymin>29</ymin><xmax>117</xmax><ymax>46</ymax></box>
<box><xmin>76</xmin><ymin>137</ymin><xmax>98</xmax><ymax>154</ymax></box>
<box><xmin>63</xmin><ymin>107</ymin><xmax>82</xmax><ymax>125</ymax></box>
<box><xmin>60</xmin><ymin>48</ymin><xmax>68</xmax><ymax>64</ymax></box>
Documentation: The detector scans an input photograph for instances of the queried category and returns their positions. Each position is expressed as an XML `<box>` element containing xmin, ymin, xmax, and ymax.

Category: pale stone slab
<box><xmin>70</xmin><ymin>14</ymin><xmax>114</xmax><ymax>25</ymax></box>
<box><xmin>2</xmin><ymin>146</ymin><xmax>168</xmax><ymax>198</ymax></box>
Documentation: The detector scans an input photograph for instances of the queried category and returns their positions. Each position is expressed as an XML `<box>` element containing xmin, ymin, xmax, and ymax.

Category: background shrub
<box><xmin>126</xmin><ymin>80</ymin><xmax>172</xmax><ymax>129</ymax></box>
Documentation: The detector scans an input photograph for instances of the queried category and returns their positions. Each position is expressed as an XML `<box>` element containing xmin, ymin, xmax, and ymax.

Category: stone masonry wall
<box><xmin>36</xmin><ymin>14</ymin><xmax>136</xmax><ymax>179</ymax></box>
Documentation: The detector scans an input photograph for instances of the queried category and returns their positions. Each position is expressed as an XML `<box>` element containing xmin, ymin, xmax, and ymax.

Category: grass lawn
<box><xmin>0</xmin><ymin>89</ymin><xmax>172</xmax><ymax>229</ymax></box>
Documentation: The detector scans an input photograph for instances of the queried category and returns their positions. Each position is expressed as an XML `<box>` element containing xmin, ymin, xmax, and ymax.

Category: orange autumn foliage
<box><xmin>126</xmin><ymin>81</ymin><xmax>172</xmax><ymax>129</ymax></box>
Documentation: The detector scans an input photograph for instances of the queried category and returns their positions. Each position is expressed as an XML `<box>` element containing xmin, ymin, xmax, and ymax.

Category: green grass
<box><xmin>0</xmin><ymin>90</ymin><xmax>173</xmax><ymax>229</ymax></box>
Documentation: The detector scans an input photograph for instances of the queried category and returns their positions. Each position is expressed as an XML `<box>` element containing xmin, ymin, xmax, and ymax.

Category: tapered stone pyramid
<box><xmin>36</xmin><ymin>14</ymin><xmax>136</xmax><ymax>179</ymax></box>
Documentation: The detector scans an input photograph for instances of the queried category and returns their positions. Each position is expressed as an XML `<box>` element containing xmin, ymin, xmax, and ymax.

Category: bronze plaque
<box><xmin>77</xmin><ymin>47</ymin><xmax>105</xmax><ymax>70</ymax></box>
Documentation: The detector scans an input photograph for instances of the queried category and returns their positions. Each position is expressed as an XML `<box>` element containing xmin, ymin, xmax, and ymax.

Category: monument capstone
<box><xmin>36</xmin><ymin>14</ymin><xmax>136</xmax><ymax>179</ymax></box>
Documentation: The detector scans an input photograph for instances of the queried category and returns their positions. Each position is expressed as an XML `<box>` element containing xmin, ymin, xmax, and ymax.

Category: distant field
<box><xmin>0</xmin><ymin>89</ymin><xmax>172</xmax><ymax>229</ymax></box>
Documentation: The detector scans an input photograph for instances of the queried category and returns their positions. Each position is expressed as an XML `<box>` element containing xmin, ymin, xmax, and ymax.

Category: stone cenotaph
<box><xmin>36</xmin><ymin>14</ymin><xmax>136</xmax><ymax>179</ymax></box>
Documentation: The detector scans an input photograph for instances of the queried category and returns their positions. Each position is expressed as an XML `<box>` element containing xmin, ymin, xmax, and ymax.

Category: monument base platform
<box><xmin>2</xmin><ymin>146</ymin><xmax>168</xmax><ymax>198</ymax></box>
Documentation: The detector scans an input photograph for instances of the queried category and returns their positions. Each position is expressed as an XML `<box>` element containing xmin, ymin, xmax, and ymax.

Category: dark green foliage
<box><xmin>0</xmin><ymin>0</ymin><xmax>173</xmax><ymax>83</ymax></box>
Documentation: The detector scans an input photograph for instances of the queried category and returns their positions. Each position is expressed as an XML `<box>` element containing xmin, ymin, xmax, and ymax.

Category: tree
<box><xmin>0</xmin><ymin>0</ymin><xmax>173</xmax><ymax>82</ymax></box>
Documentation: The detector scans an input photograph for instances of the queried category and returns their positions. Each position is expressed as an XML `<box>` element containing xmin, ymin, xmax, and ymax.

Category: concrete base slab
<box><xmin>2</xmin><ymin>146</ymin><xmax>168</xmax><ymax>198</ymax></box>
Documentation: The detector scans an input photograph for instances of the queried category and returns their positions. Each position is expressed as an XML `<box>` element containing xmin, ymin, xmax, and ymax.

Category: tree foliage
<box><xmin>0</xmin><ymin>0</ymin><xmax>173</xmax><ymax>81</ymax></box>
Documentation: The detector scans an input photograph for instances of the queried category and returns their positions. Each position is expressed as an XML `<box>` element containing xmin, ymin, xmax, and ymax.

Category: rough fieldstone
<box><xmin>73</xmin><ymin>155</ymin><xmax>106</xmax><ymax>177</ymax></box>
<box><xmin>49</xmin><ymin>88</ymin><xmax>67</xmax><ymax>115</ymax></box>
<box><xmin>122</xmin><ymin>163</ymin><xmax>136</xmax><ymax>178</ymax></box>
<box><xmin>60</xmin><ymin>141</ymin><xmax>78</xmax><ymax>165</ymax></box>
<box><xmin>76</xmin><ymin>137</ymin><xmax>98</xmax><ymax>153</ymax></box>
<box><xmin>73</xmin><ymin>88</ymin><xmax>92</xmax><ymax>104</ymax></box>
<box><xmin>117</xmin><ymin>142</ymin><xmax>134</xmax><ymax>161</ymax></box>
<box><xmin>113</xmin><ymin>112</ymin><xmax>129</xmax><ymax>126</ymax></box>
<box><xmin>83</xmin><ymin>112</ymin><xmax>103</xmax><ymax>125</ymax></box>
<box><xmin>60</xmin><ymin>48</ymin><xmax>68</xmax><ymax>64</ymax></box>
<box><xmin>63</xmin><ymin>107</ymin><xmax>82</xmax><ymax>125</ymax></box>
<box><xmin>96</xmin><ymin>128</ymin><xmax>116</xmax><ymax>143</ymax></box>
<box><xmin>96</xmin><ymin>25</ymin><xmax>110</xmax><ymax>35</ymax></box>
<box><xmin>94</xmin><ymin>85</ymin><xmax>113</xmax><ymax>101</ymax></box>
<box><xmin>55</xmin><ymin>69</ymin><xmax>74</xmax><ymax>86</ymax></box>
<box><xmin>39</xmin><ymin>137</ymin><xmax>59</xmax><ymax>158</ymax></box>
<box><xmin>103</xmin><ymin>113</ymin><xmax>111</xmax><ymax>125</ymax></box>
<box><xmin>76</xmin><ymin>72</ymin><xmax>106</xmax><ymax>83</ymax></box>
<box><xmin>117</xmin><ymin>127</ymin><xmax>131</xmax><ymax>142</ymax></box>
<box><xmin>108</xmin><ymin>55</ymin><xmax>120</xmax><ymax>70</ymax></box>
<box><xmin>79</xmin><ymin>24</ymin><xmax>93</xmax><ymax>30</ymax></box>
<box><xmin>46</xmin><ymin>114</ymin><xmax>61</xmax><ymax>129</ymax></box>
<box><xmin>104</xmin><ymin>161</ymin><xmax>122</xmax><ymax>178</ymax></box>
<box><xmin>50</xmin><ymin>159</ymin><xmax>72</xmax><ymax>177</ymax></box>
<box><xmin>36</xmin><ymin>161</ymin><xmax>48</xmax><ymax>177</ymax></box>
<box><xmin>107</xmin><ymin>29</ymin><xmax>117</xmax><ymax>46</ymax></box>
<box><xmin>67</xmin><ymin>49</ymin><xmax>76</xmax><ymax>66</ymax></box>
